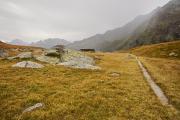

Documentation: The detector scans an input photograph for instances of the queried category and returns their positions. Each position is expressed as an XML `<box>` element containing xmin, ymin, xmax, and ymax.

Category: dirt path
<box><xmin>134</xmin><ymin>56</ymin><xmax>169</xmax><ymax>105</ymax></box>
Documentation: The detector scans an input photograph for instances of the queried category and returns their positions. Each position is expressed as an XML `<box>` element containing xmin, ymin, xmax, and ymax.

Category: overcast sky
<box><xmin>0</xmin><ymin>0</ymin><xmax>170</xmax><ymax>42</ymax></box>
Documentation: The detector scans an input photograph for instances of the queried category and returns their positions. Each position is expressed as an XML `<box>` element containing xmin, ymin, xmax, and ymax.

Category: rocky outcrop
<box><xmin>17</xmin><ymin>52</ymin><xmax>32</xmax><ymax>59</ymax></box>
<box><xmin>58</xmin><ymin>57</ymin><xmax>100</xmax><ymax>70</ymax></box>
<box><xmin>35</xmin><ymin>55</ymin><xmax>60</xmax><ymax>64</ymax></box>
<box><xmin>12</xmin><ymin>61</ymin><xmax>44</xmax><ymax>68</ymax></box>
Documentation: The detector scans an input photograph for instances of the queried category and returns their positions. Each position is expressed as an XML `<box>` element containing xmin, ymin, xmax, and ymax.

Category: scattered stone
<box><xmin>17</xmin><ymin>52</ymin><xmax>32</xmax><ymax>59</ymax></box>
<box><xmin>12</xmin><ymin>61</ymin><xmax>44</xmax><ymax>68</ymax></box>
<box><xmin>169</xmin><ymin>52</ymin><xmax>178</xmax><ymax>57</ymax></box>
<box><xmin>23</xmin><ymin>103</ymin><xmax>44</xmax><ymax>113</ymax></box>
<box><xmin>108</xmin><ymin>72</ymin><xmax>121</xmax><ymax>77</ymax></box>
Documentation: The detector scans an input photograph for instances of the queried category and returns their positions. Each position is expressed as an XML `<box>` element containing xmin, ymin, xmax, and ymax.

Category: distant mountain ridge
<box><xmin>8</xmin><ymin>38</ymin><xmax>70</xmax><ymax>49</ymax></box>
<box><xmin>9</xmin><ymin>39</ymin><xmax>29</xmax><ymax>46</ymax></box>
<box><xmin>31</xmin><ymin>38</ymin><xmax>70</xmax><ymax>48</ymax></box>
<box><xmin>68</xmin><ymin>0</ymin><xmax>180</xmax><ymax>51</ymax></box>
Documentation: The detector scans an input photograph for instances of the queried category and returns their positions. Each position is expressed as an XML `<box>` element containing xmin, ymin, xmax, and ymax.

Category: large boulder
<box><xmin>58</xmin><ymin>57</ymin><xmax>100</xmax><ymax>70</ymax></box>
<box><xmin>35</xmin><ymin>55</ymin><xmax>60</xmax><ymax>64</ymax></box>
<box><xmin>12</xmin><ymin>61</ymin><xmax>44</xmax><ymax>68</ymax></box>
<box><xmin>17</xmin><ymin>52</ymin><xmax>32</xmax><ymax>59</ymax></box>
<box><xmin>45</xmin><ymin>49</ymin><xmax>60</xmax><ymax>57</ymax></box>
<box><xmin>35</xmin><ymin>48</ymin><xmax>100</xmax><ymax>70</ymax></box>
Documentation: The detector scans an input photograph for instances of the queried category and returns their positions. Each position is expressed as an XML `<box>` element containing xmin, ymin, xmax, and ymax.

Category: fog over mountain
<box><xmin>8</xmin><ymin>38</ymin><xmax>70</xmax><ymax>48</ymax></box>
<box><xmin>68</xmin><ymin>0</ymin><xmax>180</xmax><ymax>51</ymax></box>
<box><xmin>0</xmin><ymin>0</ymin><xmax>170</xmax><ymax>42</ymax></box>
<box><xmin>31</xmin><ymin>38</ymin><xmax>70</xmax><ymax>48</ymax></box>
<box><xmin>9</xmin><ymin>39</ymin><xmax>29</xmax><ymax>46</ymax></box>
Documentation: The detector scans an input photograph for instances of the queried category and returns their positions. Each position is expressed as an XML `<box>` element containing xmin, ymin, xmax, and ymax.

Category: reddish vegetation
<box><xmin>0</xmin><ymin>41</ymin><xmax>40</xmax><ymax>49</ymax></box>
<box><xmin>0</xmin><ymin>41</ymin><xmax>28</xmax><ymax>49</ymax></box>
<box><xmin>0</xmin><ymin>41</ymin><xmax>43</xmax><ymax>56</ymax></box>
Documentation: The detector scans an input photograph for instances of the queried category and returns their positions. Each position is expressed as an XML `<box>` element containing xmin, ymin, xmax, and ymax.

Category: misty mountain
<box><xmin>9</xmin><ymin>39</ymin><xmax>29</xmax><ymax>46</ymax></box>
<box><xmin>31</xmin><ymin>38</ymin><xmax>70</xmax><ymax>48</ymax></box>
<box><xmin>68</xmin><ymin>0</ymin><xmax>180</xmax><ymax>51</ymax></box>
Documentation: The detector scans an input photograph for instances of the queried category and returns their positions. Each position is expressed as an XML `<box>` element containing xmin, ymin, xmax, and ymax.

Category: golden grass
<box><xmin>140</xmin><ymin>57</ymin><xmax>180</xmax><ymax>112</ymax></box>
<box><xmin>0</xmin><ymin>53</ymin><xmax>179</xmax><ymax>120</ymax></box>
<box><xmin>129</xmin><ymin>40</ymin><xmax>180</xmax><ymax>59</ymax></box>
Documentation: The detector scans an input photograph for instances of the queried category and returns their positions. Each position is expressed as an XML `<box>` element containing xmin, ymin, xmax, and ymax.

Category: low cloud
<box><xmin>0</xmin><ymin>0</ymin><xmax>170</xmax><ymax>42</ymax></box>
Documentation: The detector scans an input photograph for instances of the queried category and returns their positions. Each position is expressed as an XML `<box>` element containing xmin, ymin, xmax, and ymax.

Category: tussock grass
<box><xmin>0</xmin><ymin>53</ymin><xmax>178</xmax><ymax>120</ymax></box>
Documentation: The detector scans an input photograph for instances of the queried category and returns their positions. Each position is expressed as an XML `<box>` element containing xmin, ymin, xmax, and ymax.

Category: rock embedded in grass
<box><xmin>12</xmin><ymin>61</ymin><xmax>44</xmax><ymax>68</ymax></box>
<box><xmin>108</xmin><ymin>72</ymin><xmax>121</xmax><ymax>77</ymax></box>
<box><xmin>169</xmin><ymin>52</ymin><xmax>178</xmax><ymax>57</ymax></box>
<box><xmin>23</xmin><ymin>103</ymin><xmax>44</xmax><ymax>113</ymax></box>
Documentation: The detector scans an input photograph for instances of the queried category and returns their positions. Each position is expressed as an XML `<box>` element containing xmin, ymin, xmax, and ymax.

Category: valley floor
<box><xmin>0</xmin><ymin>53</ymin><xmax>179</xmax><ymax>120</ymax></box>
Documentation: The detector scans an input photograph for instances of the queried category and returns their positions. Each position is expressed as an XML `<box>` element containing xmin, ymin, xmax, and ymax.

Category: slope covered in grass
<box><xmin>130</xmin><ymin>40</ymin><xmax>180</xmax><ymax>59</ymax></box>
<box><xmin>140</xmin><ymin>57</ymin><xmax>180</xmax><ymax>112</ymax></box>
<box><xmin>0</xmin><ymin>53</ymin><xmax>178</xmax><ymax>120</ymax></box>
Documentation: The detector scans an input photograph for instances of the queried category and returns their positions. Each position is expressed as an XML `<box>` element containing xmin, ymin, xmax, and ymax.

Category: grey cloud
<box><xmin>0</xmin><ymin>0</ymin><xmax>170</xmax><ymax>42</ymax></box>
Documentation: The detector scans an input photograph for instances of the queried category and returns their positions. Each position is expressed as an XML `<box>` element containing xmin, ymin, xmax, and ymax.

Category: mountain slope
<box><xmin>129</xmin><ymin>40</ymin><xmax>180</xmax><ymax>59</ymax></box>
<box><xmin>31</xmin><ymin>38</ymin><xmax>70</xmax><ymax>48</ymax></box>
<box><xmin>68</xmin><ymin>0</ymin><xmax>180</xmax><ymax>51</ymax></box>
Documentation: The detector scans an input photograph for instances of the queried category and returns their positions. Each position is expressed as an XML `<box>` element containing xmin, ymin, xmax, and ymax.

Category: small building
<box><xmin>80</xmin><ymin>49</ymin><xmax>95</xmax><ymax>52</ymax></box>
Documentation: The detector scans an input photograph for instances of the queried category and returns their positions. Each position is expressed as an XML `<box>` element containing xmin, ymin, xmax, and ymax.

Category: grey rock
<box><xmin>35</xmin><ymin>55</ymin><xmax>60</xmax><ymax>64</ymax></box>
<box><xmin>12</xmin><ymin>61</ymin><xmax>44</xmax><ymax>68</ymax></box>
<box><xmin>169</xmin><ymin>52</ymin><xmax>178</xmax><ymax>57</ymax></box>
<box><xmin>7</xmin><ymin>56</ymin><xmax>17</xmax><ymax>60</ymax></box>
<box><xmin>45</xmin><ymin>49</ymin><xmax>59</xmax><ymax>56</ymax></box>
<box><xmin>17</xmin><ymin>52</ymin><xmax>32</xmax><ymax>59</ymax></box>
<box><xmin>23</xmin><ymin>103</ymin><xmax>44</xmax><ymax>113</ymax></box>
<box><xmin>108</xmin><ymin>72</ymin><xmax>120</xmax><ymax>77</ymax></box>
<box><xmin>58</xmin><ymin>57</ymin><xmax>100</xmax><ymax>70</ymax></box>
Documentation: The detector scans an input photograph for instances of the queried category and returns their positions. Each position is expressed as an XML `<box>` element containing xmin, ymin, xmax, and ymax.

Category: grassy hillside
<box><xmin>0</xmin><ymin>41</ymin><xmax>43</xmax><ymax>56</ymax></box>
<box><xmin>0</xmin><ymin>53</ymin><xmax>178</xmax><ymax>119</ymax></box>
<box><xmin>130</xmin><ymin>40</ymin><xmax>180</xmax><ymax>59</ymax></box>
